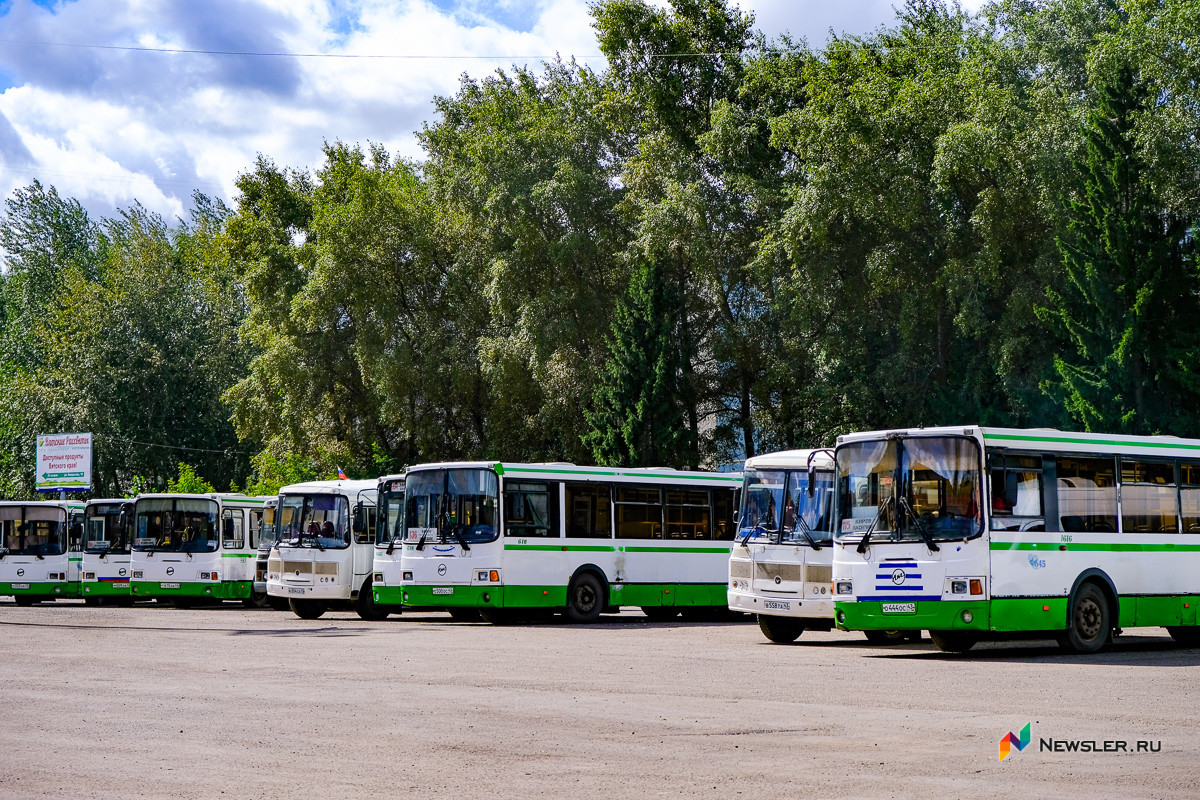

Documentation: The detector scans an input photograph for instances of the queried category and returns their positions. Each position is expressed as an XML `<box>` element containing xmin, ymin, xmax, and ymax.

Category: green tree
<box><xmin>584</xmin><ymin>259</ymin><xmax>695</xmax><ymax>467</ymax></box>
<box><xmin>1041</xmin><ymin>66</ymin><xmax>1200</xmax><ymax>433</ymax></box>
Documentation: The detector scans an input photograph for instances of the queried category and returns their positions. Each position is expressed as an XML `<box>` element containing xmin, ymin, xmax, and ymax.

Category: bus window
<box><xmin>249</xmin><ymin>510</ymin><xmax>262</xmax><ymax>549</ymax></box>
<box><xmin>1120</xmin><ymin>460</ymin><xmax>1177</xmax><ymax>533</ymax></box>
<box><xmin>1055</xmin><ymin>456</ymin><xmax>1117</xmax><ymax>532</ymax></box>
<box><xmin>1182</xmin><ymin>462</ymin><xmax>1200</xmax><ymax>532</ymax></box>
<box><xmin>504</xmin><ymin>482</ymin><xmax>559</xmax><ymax>538</ymax></box>
<box><xmin>988</xmin><ymin>453</ymin><xmax>1044</xmax><ymax>531</ymax></box>
<box><xmin>615</xmin><ymin>486</ymin><xmax>662</xmax><ymax>539</ymax></box>
<box><xmin>664</xmin><ymin>490</ymin><xmax>710</xmax><ymax>539</ymax></box>
<box><xmin>566</xmin><ymin>484</ymin><xmax>611</xmax><ymax>538</ymax></box>
<box><xmin>222</xmin><ymin>509</ymin><xmax>245</xmax><ymax>549</ymax></box>
<box><xmin>713</xmin><ymin>488</ymin><xmax>736</xmax><ymax>540</ymax></box>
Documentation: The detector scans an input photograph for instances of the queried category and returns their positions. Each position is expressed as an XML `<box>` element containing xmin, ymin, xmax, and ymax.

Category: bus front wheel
<box><xmin>1166</xmin><ymin>626</ymin><xmax>1200</xmax><ymax>646</ymax></box>
<box><xmin>864</xmin><ymin>629</ymin><xmax>913</xmax><ymax>645</ymax></box>
<box><xmin>13</xmin><ymin>595</ymin><xmax>36</xmax><ymax>607</ymax></box>
<box><xmin>355</xmin><ymin>578</ymin><xmax>391</xmax><ymax>621</ymax></box>
<box><xmin>566</xmin><ymin>573</ymin><xmax>604</xmax><ymax>624</ymax></box>
<box><xmin>929</xmin><ymin>630</ymin><xmax>978</xmax><ymax>653</ymax></box>
<box><xmin>1056</xmin><ymin>582</ymin><xmax>1110</xmax><ymax>654</ymax></box>
<box><xmin>758</xmin><ymin>614</ymin><xmax>804</xmax><ymax>643</ymax></box>
<box><xmin>243</xmin><ymin>589</ymin><xmax>270</xmax><ymax>609</ymax></box>
<box><xmin>290</xmin><ymin>598</ymin><xmax>326</xmax><ymax>619</ymax></box>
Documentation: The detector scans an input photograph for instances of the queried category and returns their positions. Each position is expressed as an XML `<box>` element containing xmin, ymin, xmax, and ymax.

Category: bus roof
<box><xmin>743</xmin><ymin>449</ymin><xmax>834</xmax><ymax>471</ymax></box>
<box><xmin>278</xmin><ymin>479</ymin><xmax>378</xmax><ymax>495</ymax></box>
<box><xmin>404</xmin><ymin>461</ymin><xmax>742</xmax><ymax>485</ymax></box>
<box><xmin>835</xmin><ymin>425</ymin><xmax>1200</xmax><ymax>460</ymax></box>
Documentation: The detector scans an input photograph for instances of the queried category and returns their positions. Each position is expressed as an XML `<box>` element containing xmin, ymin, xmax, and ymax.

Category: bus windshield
<box><xmin>259</xmin><ymin>505</ymin><xmax>278</xmax><ymax>550</ymax></box>
<box><xmin>836</xmin><ymin>436</ymin><xmax>982</xmax><ymax>544</ymax></box>
<box><xmin>86</xmin><ymin>503</ymin><xmax>132</xmax><ymax>554</ymax></box>
<box><xmin>376</xmin><ymin>481</ymin><xmax>405</xmax><ymax>546</ymax></box>
<box><xmin>277</xmin><ymin>494</ymin><xmax>350</xmax><ymax>550</ymax></box>
<box><xmin>404</xmin><ymin>468</ymin><xmax>499</xmax><ymax>545</ymax></box>
<box><xmin>738</xmin><ymin>469</ymin><xmax>834</xmax><ymax>544</ymax></box>
<box><xmin>0</xmin><ymin>506</ymin><xmax>67</xmax><ymax>556</ymax></box>
<box><xmin>133</xmin><ymin>499</ymin><xmax>219</xmax><ymax>553</ymax></box>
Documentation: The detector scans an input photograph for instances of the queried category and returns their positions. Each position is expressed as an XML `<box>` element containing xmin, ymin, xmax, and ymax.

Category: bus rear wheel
<box><xmin>565</xmin><ymin>573</ymin><xmax>604</xmax><ymax>624</ymax></box>
<box><xmin>1166</xmin><ymin>626</ymin><xmax>1200</xmax><ymax>647</ymax></box>
<box><xmin>243</xmin><ymin>589</ymin><xmax>270</xmax><ymax>609</ymax></box>
<box><xmin>1056</xmin><ymin>582</ymin><xmax>1110</xmax><ymax>654</ymax></box>
<box><xmin>13</xmin><ymin>595</ymin><xmax>36</xmax><ymax>607</ymax></box>
<box><xmin>641</xmin><ymin>606</ymin><xmax>679</xmax><ymax>621</ymax></box>
<box><xmin>290</xmin><ymin>598</ymin><xmax>326</xmax><ymax>619</ymax></box>
<box><xmin>758</xmin><ymin>614</ymin><xmax>804</xmax><ymax>643</ymax></box>
<box><xmin>929</xmin><ymin>630</ymin><xmax>978</xmax><ymax>653</ymax></box>
<box><xmin>355</xmin><ymin>578</ymin><xmax>390</xmax><ymax>621</ymax></box>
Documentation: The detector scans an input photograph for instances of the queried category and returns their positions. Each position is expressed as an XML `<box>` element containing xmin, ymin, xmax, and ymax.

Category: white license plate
<box><xmin>763</xmin><ymin>600</ymin><xmax>791</xmax><ymax>610</ymax></box>
<box><xmin>160</xmin><ymin>583</ymin><xmax>180</xmax><ymax>589</ymax></box>
<box><xmin>11</xmin><ymin>583</ymin><xmax>29</xmax><ymax>590</ymax></box>
<box><xmin>432</xmin><ymin>587</ymin><xmax>453</xmax><ymax>595</ymax></box>
<box><xmin>287</xmin><ymin>587</ymin><xmax>306</xmax><ymax>595</ymax></box>
<box><xmin>882</xmin><ymin>602</ymin><xmax>916</xmax><ymax>614</ymax></box>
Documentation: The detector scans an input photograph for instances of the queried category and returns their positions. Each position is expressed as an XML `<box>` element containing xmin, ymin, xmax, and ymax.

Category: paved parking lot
<box><xmin>1</xmin><ymin>600</ymin><xmax>1198</xmax><ymax>799</ymax></box>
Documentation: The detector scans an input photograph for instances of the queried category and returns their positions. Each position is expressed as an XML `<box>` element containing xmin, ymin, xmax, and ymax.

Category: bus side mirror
<box><xmin>352</xmin><ymin>504</ymin><xmax>365</xmax><ymax>535</ymax></box>
<box><xmin>808</xmin><ymin>466</ymin><xmax>816</xmax><ymax>497</ymax></box>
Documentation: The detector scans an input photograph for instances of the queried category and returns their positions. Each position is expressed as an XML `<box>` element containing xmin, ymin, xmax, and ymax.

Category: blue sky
<box><xmin>0</xmin><ymin>0</ymin><xmax>988</xmax><ymax>222</ymax></box>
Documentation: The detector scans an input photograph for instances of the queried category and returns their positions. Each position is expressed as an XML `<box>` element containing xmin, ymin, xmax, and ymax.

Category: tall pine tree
<box><xmin>1041</xmin><ymin>66</ymin><xmax>1200</xmax><ymax>434</ymax></box>
<box><xmin>583</xmin><ymin>259</ymin><xmax>696</xmax><ymax>467</ymax></box>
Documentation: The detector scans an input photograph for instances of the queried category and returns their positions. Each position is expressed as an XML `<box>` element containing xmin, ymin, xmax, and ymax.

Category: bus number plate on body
<box><xmin>160</xmin><ymin>583</ymin><xmax>180</xmax><ymax>589</ymax></box>
<box><xmin>287</xmin><ymin>587</ymin><xmax>305</xmax><ymax>594</ymax></box>
<box><xmin>11</xmin><ymin>583</ymin><xmax>29</xmax><ymax>590</ymax></box>
<box><xmin>881</xmin><ymin>602</ymin><xmax>916</xmax><ymax>614</ymax></box>
<box><xmin>432</xmin><ymin>587</ymin><xmax>453</xmax><ymax>595</ymax></box>
<box><xmin>763</xmin><ymin>600</ymin><xmax>790</xmax><ymax>610</ymax></box>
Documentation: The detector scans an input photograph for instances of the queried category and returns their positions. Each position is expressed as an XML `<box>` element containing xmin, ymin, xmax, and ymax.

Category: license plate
<box><xmin>287</xmin><ymin>587</ymin><xmax>306</xmax><ymax>595</ymax></box>
<box><xmin>112</xmin><ymin>583</ymin><xmax>129</xmax><ymax>589</ymax></box>
<box><xmin>160</xmin><ymin>583</ymin><xmax>180</xmax><ymax>589</ymax></box>
<box><xmin>882</xmin><ymin>602</ymin><xmax>916</xmax><ymax>614</ymax></box>
<box><xmin>763</xmin><ymin>600</ymin><xmax>790</xmax><ymax>610</ymax></box>
<box><xmin>432</xmin><ymin>587</ymin><xmax>453</xmax><ymax>595</ymax></box>
<box><xmin>11</xmin><ymin>583</ymin><xmax>29</xmax><ymax>590</ymax></box>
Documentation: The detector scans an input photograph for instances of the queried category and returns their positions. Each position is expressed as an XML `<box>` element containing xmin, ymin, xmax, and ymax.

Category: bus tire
<box><xmin>290</xmin><ymin>599</ymin><xmax>326</xmax><ymax>619</ymax></box>
<box><xmin>243</xmin><ymin>589</ymin><xmax>270</xmax><ymax>609</ymax></box>
<box><xmin>929</xmin><ymin>630</ymin><xmax>978</xmax><ymax>653</ymax></box>
<box><xmin>170</xmin><ymin>598</ymin><xmax>195</xmax><ymax>610</ymax></box>
<box><xmin>84</xmin><ymin>596</ymin><xmax>102</xmax><ymax>607</ymax></box>
<box><xmin>1056</xmin><ymin>582</ymin><xmax>1110</xmax><ymax>654</ymax></box>
<box><xmin>864</xmin><ymin>629</ymin><xmax>910</xmax><ymax>645</ymax></box>
<box><xmin>448</xmin><ymin>608</ymin><xmax>482</xmax><ymax>622</ymax></box>
<box><xmin>758</xmin><ymin>614</ymin><xmax>804</xmax><ymax>643</ymax></box>
<box><xmin>1166</xmin><ymin>626</ymin><xmax>1200</xmax><ymax>647</ymax></box>
<box><xmin>13</xmin><ymin>595</ymin><xmax>36</xmax><ymax>607</ymax></box>
<box><xmin>355</xmin><ymin>578</ymin><xmax>390</xmax><ymax>621</ymax></box>
<box><xmin>268</xmin><ymin>596</ymin><xmax>290</xmax><ymax>611</ymax></box>
<box><xmin>566</xmin><ymin>573</ymin><xmax>604</xmax><ymax>624</ymax></box>
<box><xmin>641</xmin><ymin>606</ymin><xmax>679</xmax><ymax>621</ymax></box>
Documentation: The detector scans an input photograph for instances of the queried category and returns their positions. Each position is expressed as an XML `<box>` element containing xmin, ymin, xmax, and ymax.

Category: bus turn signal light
<box><xmin>489</xmin><ymin>571</ymin><xmax>499</xmax><ymax>582</ymax></box>
<box><xmin>969</xmin><ymin>579</ymin><xmax>982</xmax><ymax>595</ymax></box>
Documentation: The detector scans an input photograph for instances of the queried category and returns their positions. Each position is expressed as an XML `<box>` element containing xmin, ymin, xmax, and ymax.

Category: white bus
<box><xmin>729</xmin><ymin>449</ymin><xmax>915</xmax><ymax>643</ymax></box>
<box><xmin>390</xmin><ymin>462</ymin><xmax>741</xmax><ymax>623</ymax></box>
<box><xmin>832</xmin><ymin>425</ymin><xmax>1200</xmax><ymax>653</ymax></box>
<box><xmin>370</xmin><ymin>473</ymin><xmax>407</xmax><ymax>614</ymax></box>
<box><xmin>0</xmin><ymin>500</ymin><xmax>85</xmax><ymax>605</ymax></box>
<box><xmin>252</xmin><ymin>497</ymin><xmax>286</xmax><ymax>609</ymax></box>
<box><xmin>81</xmin><ymin>499</ymin><xmax>135</xmax><ymax>605</ymax></box>
<box><xmin>129</xmin><ymin>493</ymin><xmax>271</xmax><ymax>607</ymax></box>
<box><xmin>266</xmin><ymin>480</ymin><xmax>384</xmax><ymax>620</ymax></box>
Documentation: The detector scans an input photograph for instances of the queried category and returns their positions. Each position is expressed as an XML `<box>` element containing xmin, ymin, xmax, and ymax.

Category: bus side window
<box><xmin>249</xmin><ymin>511</ymin><xmax>262</xmax><ymax>549</ymax></box>
<box><xmin>504</xmin><ymin>482</ymin><xmax>559</xmax><ymax>538</ymax></box>
<box><xmin>713</xmin><ymin>489</ymin><xmax>736</xmax><ymax>540</ymax></box>
<box><xmin>223</xmin><ymin>509</ymin><xmax>245</xmax><ymax>549</ymax></box>
<box><xmin>1182</xmin><ymin>461</ymin><xmax>1200</xmax><ymax>532</ymax></box>
<box><xmin>355</xmin><ymin>506</ymin><xmax>377</xmax><ymax>544</ymax></box>
<box><xmin>615</xmin><ymin>486</ymin><xmax>662</xmax><ymax>539</ymax></box>
<box><xmin>566</xmin><ymin>484</ymin><xmax>611</xmax><ymax>538</ymax></box>
<box><xmin>664</xmin><ymin>489</ymin><xmax>710</xmax><ymax>539</ymax></box>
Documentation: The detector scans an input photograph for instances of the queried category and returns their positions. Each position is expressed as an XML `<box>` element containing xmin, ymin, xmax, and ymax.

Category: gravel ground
<box><xmin>1</xmin><ymin>600</ymin><xmax>1197</xmax><ymax>799</ymax></box>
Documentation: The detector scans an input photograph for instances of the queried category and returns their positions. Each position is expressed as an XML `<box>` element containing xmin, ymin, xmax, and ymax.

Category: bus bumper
<box><xmin>836</xmin><ymin>600</ymin><xmax>989</xmax><ymax>632</ymax></box>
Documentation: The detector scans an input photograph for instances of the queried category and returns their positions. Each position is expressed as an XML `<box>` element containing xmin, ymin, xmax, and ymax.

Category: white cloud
<box><xmin>0</xmin><ymin>0</ymin><xmax>975</xmax><ymax>223</ymax></box>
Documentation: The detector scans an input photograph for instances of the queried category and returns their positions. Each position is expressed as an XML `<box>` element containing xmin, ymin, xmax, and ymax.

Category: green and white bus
<box><xmin>370</xmin><ymin>473</ymin><xmax>408</xmax><ymax>614</ymax></box>
<box><xmin>81</xmin><ymin>499</ymin><xmax>134</xmax><ymax>605</ymax></box>
<box><xmin>265</xmin><ymin>480</ymin><xmax>384</xmax><ymax>620</ymax></box>
<box><xmin>832</xmin><ymin>425</ymin><xmax>1200</xmax><ymax>653</ymax></box>
<box><xmin>389</xmin><ymin>462</ymin><xmax>741</xmax><ymax>623</ymax></box>
<box><xmin>0</xmin><ymin>500</ymin><xmax>85</xmax><ymax>605</ymax></box>
<box><xmin>130</xmin><ymin>493</ymin><xmax>271</xmax><ymax>607</ymax></box>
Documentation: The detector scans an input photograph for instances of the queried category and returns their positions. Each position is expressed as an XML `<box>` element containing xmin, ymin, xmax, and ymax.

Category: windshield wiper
<box><xmin>898</xmin><ymin>496</ymin><xmax>940</xmax><ymax>553</ymax></box>
<box><xmin>738</xmin><ymin>525</ymin><xmax>767</xmax><ymax>546</ymax></box>
<box><xmin>0</xmin><ymin>547</ymin><xmax>7</xmax><ymax>560</ymax></box>
<box><xmin>415</xmin><ymin>532</ymin><xmax>428</xmax><ymax>551</ymax></box>
<box><xmin>386</xmin><ymin>536</ymin><xmax>403</xmax><ymax>555</ymax></box>
<box><xmin>856</xmin><ymin>496</ymin><xmax>893</xmax><ymax>555</ymax></box>
<box><xmin>792</xmin><ymin>517</ymin><xmax>823</xmax><ymax>550</ymax></box>
<box><xmin>450</xmin><ymin>527</ymin><xmax>471</xmax><ymax>552</ymax></box>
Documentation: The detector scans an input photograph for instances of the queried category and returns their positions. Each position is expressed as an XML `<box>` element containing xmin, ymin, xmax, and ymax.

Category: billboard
<box><xmin>35</xmin><ymin>432</ymin><xmax>93</xmax><ymax>493</ymax></box>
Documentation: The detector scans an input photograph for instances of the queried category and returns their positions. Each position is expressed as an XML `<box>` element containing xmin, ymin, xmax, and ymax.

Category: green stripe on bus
<box><xmin>621</xmin><ymin>546</ymin><xmax>732</xmax><ymax>554</ymax></box>
<box><xmin>983</xmin><ymin>432</ymin><xmax>1200</xmax><ymax>451</ymax></box>
<box><xmin>503</xmin><ymin>544</ymin><xmax>616</xmax><ymax>552</ymax></box>
<box><xmin>991</xmin><ymin>541</ymin><xmax>1200</xmax><ymax>553</ymax></box>
<box><xmin>220</xmin><ymin>553</ymin><xmax>257</xmax><ymax>558</ymax></box>
<box><xmin>501</xmin><ymin>465</ymin><xmax>741</xmax><ymax>482</ymax></box>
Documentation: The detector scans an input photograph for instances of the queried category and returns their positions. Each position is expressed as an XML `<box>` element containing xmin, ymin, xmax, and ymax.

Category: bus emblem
<box><xmin>166</xmin><ymin>567</ymin><xmax>174</xmax><ymax>576</ymax></box>
<box><xmin>437</xmin><ymin>564</ymin><xmax>447</xmax><ymax>577</ymax></box>
<box><xmin>15</xmin><ymin>569</ymin><xmax>23</xmax><ymax>577</ymax></box>
<box><xmin>891</xmin><ymin>569</ymin><xmax>905</xmax><ymax>585</ymax></box>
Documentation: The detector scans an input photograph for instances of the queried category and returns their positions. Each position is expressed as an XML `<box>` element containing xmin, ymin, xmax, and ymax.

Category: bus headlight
<box><xmin>402</xmin><ymin>571</ymin><xmax>413</xmax><ymax>581</ymax></box>
<box><xmin>951</xmin><ymin>580</ymin><xmax>968</xmax><ymax>594</ymax></box>
<box><xmin>835</xmin><ymin>581</ymin><xmax>853</xmax><ymax>595</ymax></box>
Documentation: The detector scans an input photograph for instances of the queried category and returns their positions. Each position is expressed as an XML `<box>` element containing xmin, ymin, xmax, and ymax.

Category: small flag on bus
<box><xmin>337</xmin><ymin>466</ymin><xmax>348</xmax><ymax>480</ymax></box>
